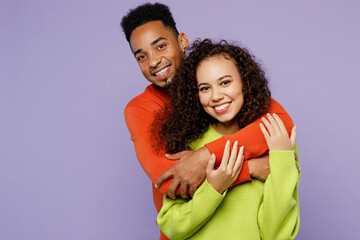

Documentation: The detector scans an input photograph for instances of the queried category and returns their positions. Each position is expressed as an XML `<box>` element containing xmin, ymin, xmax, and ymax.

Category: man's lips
<box><xmin>213</xmin><ymin>102</ymin><xmax>231</xmax><ymax>113</ymax></box>
<box><xmin>151</xmin><ymin>65</ymin><xmax>171</xmax><ymax>80</ymax></box>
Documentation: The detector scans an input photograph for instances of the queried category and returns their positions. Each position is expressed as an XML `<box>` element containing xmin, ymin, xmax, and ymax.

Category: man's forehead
<box><xmin>130</xmin><ymin>21</ymin><xmax>177</xmax><ymax>51</ymax></box>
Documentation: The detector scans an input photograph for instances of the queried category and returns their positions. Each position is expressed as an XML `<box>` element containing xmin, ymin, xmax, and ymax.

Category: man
<box><xmin>121</xmin><ymin>3</ymin><xmax>294</xmax><ymax>239</ymax></box>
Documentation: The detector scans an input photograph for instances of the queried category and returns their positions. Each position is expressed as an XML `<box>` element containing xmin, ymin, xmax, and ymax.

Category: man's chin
<box><xmin>157</xmin><ymin>79</ymin><xmax>173</xmax><ymax>90</ymax></box>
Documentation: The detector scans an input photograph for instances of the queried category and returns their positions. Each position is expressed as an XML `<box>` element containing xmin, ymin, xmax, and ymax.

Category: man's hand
<box><xmin>248</xmin><ymin>154</ymin><xmax>270</xmax><ymax>182</ymax></box>
<box><xmin>248</xmin><ymin>152</ymin><xmax>300</xmax><ymax>182</ymax></box>
<box><xmin>155</xmin><ymin>146</ymin><xmax>211</xmax><ymax>199</ymax></box>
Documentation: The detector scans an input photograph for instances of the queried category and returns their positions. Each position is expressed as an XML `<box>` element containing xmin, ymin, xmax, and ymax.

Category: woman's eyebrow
<box><xmin>197</xmin><ymin>82</ymin><xmax>208</xmax><ymax>88</ymax></box>
<box><xmin>217</xmin><ymin>75</ymin><xmax>231</xmax><ymax>81</ymax></box>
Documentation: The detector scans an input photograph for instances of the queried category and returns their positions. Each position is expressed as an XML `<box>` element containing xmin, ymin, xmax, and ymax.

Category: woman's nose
<box><xmin>212</xmin><ymin>89</ymin><xmax>224</xmax><ymax>102</ymax></box>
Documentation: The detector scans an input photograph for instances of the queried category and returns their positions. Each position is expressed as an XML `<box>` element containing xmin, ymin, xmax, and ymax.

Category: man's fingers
<box><xmin>168</xmin><ymin>179</ymin><xmax>180</xmax><ymax>199</ymax></box>
<box><xmin>294</xmin><ymin>153</ymin><xmax>299</xmax><ymax>161</ymax></box>
<box><xmin>290</xmin><ymin>126</ymin><xmax>297</xmax><ymax>149</ymax></box>
<box><xmin>155</xmin><ymin>168</ymin><xmax>174</xmax><ymax>189</ymax></box>
<box><xmin>189</xmin><ymin>184</ymin><xmax>197</xmax><ymax>196</ymax></box>
<box><xmin>180</xmin><ymin>184</ymin><xmax>189</xmax><ymax>199</ymax></box>
<box><xmin>179</xmin><ymin>183</ymin><xmax>189</xmax><ymax>199</ymax></box>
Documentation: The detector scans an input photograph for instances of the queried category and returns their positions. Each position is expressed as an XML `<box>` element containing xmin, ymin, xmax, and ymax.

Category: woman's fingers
<box><xmin>206</xmin><ymin>153</ymin><xmax>216</xmax><ymax>173</ymax></box>
<box><xmin>272</xmin><ymin>113</ymin><xmax>288</xmax><ymax>134</ymax></box>
<box><xmin>290</xmin><ymin>126</ymin><xmax>297</xmax><ymax>149</ymax></box>
<box><xmin>233</xmin><ymin>146</ymin><xmax>244</xmax><ymax>174</ymax></box>
<box><xmin>266</xmin><ymin>113</ymin><xmax>281</xmax><ymax>134</ymax></box>
<box><xmin>219</xmin><ymin>140</ymin><xmax>231</xmax><ymax>168</ymax></box>
<box><xmin>260</xmin><ymin>122</ymin><xmax>270</xmax><ymax>142</ymax></box>
<box><xmin>227</xmin><ymin>141</ymin><xmax>238</xmax><ymax>170</ymax></box>
<box><xmin>261</xmin><ymin>116</ymin><xmax>275</xmax><ymax>136</ymax></box>
<box><xmin>260</xmin><ymin>113</ymin><xmax>296</xmax><ymax>151</ymax></box>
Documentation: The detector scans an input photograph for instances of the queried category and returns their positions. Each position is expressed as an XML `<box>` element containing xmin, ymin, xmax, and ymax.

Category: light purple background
<box><xmin>1</xmin><ymin>0</ymin><xmax>359</xmax><ymax>239</ymax></box>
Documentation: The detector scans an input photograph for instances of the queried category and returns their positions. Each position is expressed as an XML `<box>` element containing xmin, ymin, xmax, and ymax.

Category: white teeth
<box><xmin>214</xmin><ymin>103</ymin><xmax>230</xmax><ymax>111</ymax></box>
<box><xmin>155</xmin><ymin>66</ymin><xmax>170</xmax><ymax>76</ymax></box>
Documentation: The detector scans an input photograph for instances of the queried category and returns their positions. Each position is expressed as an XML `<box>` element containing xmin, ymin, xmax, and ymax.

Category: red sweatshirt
<box><xmin>124</xmin><ymin>84</ymin><xmax>294</xmax><ymax>239</ymax></box>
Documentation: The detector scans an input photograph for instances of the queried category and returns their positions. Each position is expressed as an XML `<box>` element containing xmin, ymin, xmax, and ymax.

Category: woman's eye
<box><xmin>199</xmin><ymin>86</ymin><xmax>209</xmax><ymax>91</ymax></box>
<box><xmin>221</xmin><ymin>80</ymin><xmax>231</xmax><ymax>86</ymax></box>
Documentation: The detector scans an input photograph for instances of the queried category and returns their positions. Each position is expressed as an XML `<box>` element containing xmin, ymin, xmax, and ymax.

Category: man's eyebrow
<box><xmin>151</xmin><ymin>37</ymin><xmax>167</xmax><ymax>46</ymax></box>
<box><xmin>133</xmin><ymin>37</ymin><xmax>168</xmax><ymax>57</ymax></box>
<box><xmin>133</xmin><ymin>48</ymin><xmax>142</xmax><ymax>57</ymax></box>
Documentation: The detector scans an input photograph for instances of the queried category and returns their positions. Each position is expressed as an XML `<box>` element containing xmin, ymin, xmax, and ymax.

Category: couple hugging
<box><xmin>122</xmin><ymin>3</ymin><xmax>300</xmax><ymax>240</ymax></box>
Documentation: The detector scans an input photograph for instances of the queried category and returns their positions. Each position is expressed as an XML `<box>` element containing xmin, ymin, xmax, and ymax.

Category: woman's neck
<box><xmin>212</xmin><ymin>121</ymin><xmax>240</xmax><ymax>136</ymax></box>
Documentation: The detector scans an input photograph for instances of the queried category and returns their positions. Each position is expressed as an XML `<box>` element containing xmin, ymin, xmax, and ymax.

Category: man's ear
<box><xmin>178</xmin><ymin>33</ymin><xmax>189</xmax><ymax>53</ymax></box>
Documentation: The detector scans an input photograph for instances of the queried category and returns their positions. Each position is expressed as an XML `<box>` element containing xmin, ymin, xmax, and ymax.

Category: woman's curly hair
<box><xmin>153</xmin><ymin>39</ymin><xmax>271</xmax><ymax>153</ymax></box>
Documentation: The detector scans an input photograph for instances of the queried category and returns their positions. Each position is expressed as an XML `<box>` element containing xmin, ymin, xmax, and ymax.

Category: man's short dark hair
<box><xmin>121</xmin><ymin>2</ymin><xmax>179</xmax><ymax>43</ymax></box>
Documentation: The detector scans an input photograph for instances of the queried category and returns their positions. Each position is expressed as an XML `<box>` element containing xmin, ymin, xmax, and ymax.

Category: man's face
<box><xmin>130</xmin><ymin>21</ymin><xmax>188</xmax><ymax>88</ymax></box>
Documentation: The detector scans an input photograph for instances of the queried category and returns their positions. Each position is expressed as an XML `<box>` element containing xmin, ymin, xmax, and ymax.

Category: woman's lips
<box><xmin>213</xmin><ymin>102</ymin><xmax>231</xmax><ymax>113</ymax></box>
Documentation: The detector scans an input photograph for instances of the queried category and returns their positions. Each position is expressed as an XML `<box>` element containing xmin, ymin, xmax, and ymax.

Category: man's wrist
<box><xmin>198</xmin><ymin>145</ymin><xmax>211</xmax><ymax>163</ymax></box>
<box><xmin>247</xmin><ymin>159</ymin><xmax>253</xmax><ymax>178</ymax></box>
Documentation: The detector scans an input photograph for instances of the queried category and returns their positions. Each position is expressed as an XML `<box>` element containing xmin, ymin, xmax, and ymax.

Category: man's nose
<box><xmin>148</xmin><ymin>52</ymin><xmax>161</xmax><ymax>68</ymax></box>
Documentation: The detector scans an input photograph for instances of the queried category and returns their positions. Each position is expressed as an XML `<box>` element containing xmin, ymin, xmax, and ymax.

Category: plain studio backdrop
<box><xmin>1</xmin><ymin>0</ymin><xmax>359</xmax><ymax>239</ymax></box>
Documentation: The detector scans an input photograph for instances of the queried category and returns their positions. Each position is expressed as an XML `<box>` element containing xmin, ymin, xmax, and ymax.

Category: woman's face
<box><xmin>196</xmin><ymin>55</ymin><xmax>244</xmax><ymax>127</ymax></box>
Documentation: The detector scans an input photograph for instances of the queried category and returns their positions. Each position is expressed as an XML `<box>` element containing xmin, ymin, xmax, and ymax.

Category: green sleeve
<box><xmin>258</xmin><ymin>146</ymin><xmax>301</xmax><ymax>240</ymax></box>
<box><xmin>157</xmin><ymin>179</ymin><xmax>226</xmax><ymax>240</ymax></box>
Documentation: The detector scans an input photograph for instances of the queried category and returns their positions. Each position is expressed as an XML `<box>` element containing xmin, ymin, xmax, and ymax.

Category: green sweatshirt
<box><xmin>157</xmin><ymin>125</ymin><xmax>300</xmax><ymax>240</ymax></box>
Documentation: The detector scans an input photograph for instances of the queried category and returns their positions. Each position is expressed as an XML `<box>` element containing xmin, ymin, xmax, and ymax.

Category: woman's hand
<box><xmin>260</xmin><ymin>113</ymin><xmax>296</xmax><ymax>151</ymax></box>
<box><xmin>206</xmin><ymin>140</ymin><xmax>244</xmax><ymax>194</ymax></box>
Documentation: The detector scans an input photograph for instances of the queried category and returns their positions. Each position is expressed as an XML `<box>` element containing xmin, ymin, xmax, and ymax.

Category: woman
<box><xmin>154</xmin><ymin>39</ymin><xmax>300</xmax><ymax>240</ymax></box>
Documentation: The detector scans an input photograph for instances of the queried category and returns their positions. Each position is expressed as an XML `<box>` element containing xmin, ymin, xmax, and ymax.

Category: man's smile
<box><xmin>152</xmin><ymin>65</ymin><xmax>171</xmax><ymax>80</ymax></box>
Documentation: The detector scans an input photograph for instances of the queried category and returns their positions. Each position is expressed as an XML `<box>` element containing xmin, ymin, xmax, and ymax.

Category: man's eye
<box><xmin>137</xmin><ymin>55</ymin><xmax>145</xmax><ymax>61</ymax></box>
<box><xmin>158</xmin><ymin>44</ymin><xmax>166</xmax><ymax>49</ymax></box>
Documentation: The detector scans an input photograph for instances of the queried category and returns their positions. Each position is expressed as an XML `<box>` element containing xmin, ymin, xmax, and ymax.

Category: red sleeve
<box><xmin>205</xmin><ymin>98</ymin><xmax>294</xmax><ymax>185</ymax></box>
<box><xmin>126</xmin><ymin>98</ymin><xmax>253</xmax><ymax>195</ymax></box>
<box><xmin>124</xmin><ymin>97</ymin><xmax>177</xmax><ymax>196</ymax></box>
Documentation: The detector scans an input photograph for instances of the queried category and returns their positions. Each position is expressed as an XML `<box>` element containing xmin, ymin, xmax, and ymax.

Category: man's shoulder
<box><xmin>268</xmin><ymin>98</ymin><xmax>286</xmax><ymax>112</ymax></box>
<box><xmin>125</xmin><ymin>84</ymin><xmax>168</xmax><ymax>115</ymax></box>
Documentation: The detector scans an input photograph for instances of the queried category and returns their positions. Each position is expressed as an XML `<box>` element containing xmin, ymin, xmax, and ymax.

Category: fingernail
<box><xmin>240</xmin><ymin>146</ymin><xmax>244</xmax><ymax>151</ymax></box>
<box><xmin>234</xmin><ymin>140</ymin><xmax>238</xmax><ymax>145</ymax></box>
<box><xmin>267</xmin><ymin>113</ymin><xmax>271</xmax><ymax>117</ymax></box>
<box><xmin>155</xmin><ymin>184</ymin><xmax>158</xmax><ymax>188</ymax></box>
<box><xmin>226</xmin><ymin>140</ymin><xmax>230</xmax><ymax>145</ymax></box>
<box><xmin>262</xmin><ymin>117</ymin><xmax>265</xmax><ymax>121</ymax></box>
<box><xmin>273</xmin><ymin>113</ymin><xmax>277</xmax><ymax>116</ymax></box>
